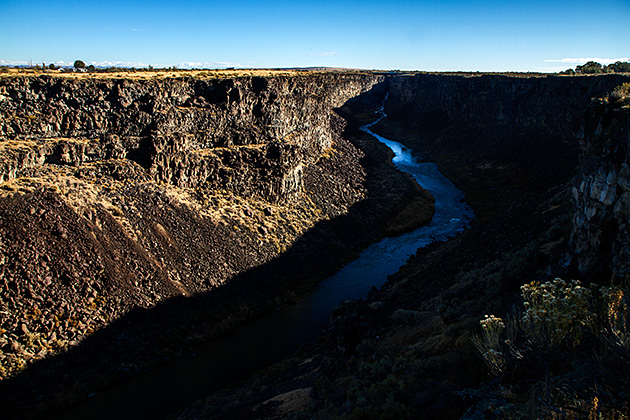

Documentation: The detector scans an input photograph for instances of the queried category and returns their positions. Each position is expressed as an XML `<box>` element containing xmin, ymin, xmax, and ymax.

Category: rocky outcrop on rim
<box><xmin>385</xmin><ymin>73</ymin><xmax>630</xmax><ymax>137</ymax></box>
<box><xmin>571</xmin><ymin>87</ymin><xmax>630</xmax><ymax>278</ymax></box>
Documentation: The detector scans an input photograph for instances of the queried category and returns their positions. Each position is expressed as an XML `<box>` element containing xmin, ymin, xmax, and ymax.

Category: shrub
<box><xmin>609</xmin><ymin>83</ymin><xmax>630</xmax><ymax>103</ymax></box>
<box><xmin>520</xmin><ymin>279</ymin><xmax>592</xmax><ymax>349</ymax></box>
<box><xmin>576</xmin><ymin>61</ymin><xmax>604</xmax><ymax>74</ymax></box>
<box><xmin>473</xmin><ymin>278</ymin><xmax>594</xmax><ymax>378</ymax></box>
<box><xmin>472</xmin><ymin>315</ymin><xmax>506</xmax><ymax>375</ymax></box>
<box><xmin>472</xmin><ymin>278</ymin><xmax>630</xmax><ymax>417</ymax></box>
<box><xmin>605</xmin><ymin>61</ymin><xmax>630</xmax><ymax>73</ymax></box>
<box><xmin>73</xmin><ymin>59</ymin><xmax>86</xmax><ymax>69</ymax></box>
<box><xmin>567</xmin><ymin>61</ymin><xmax>630</xmax><ymax>74</ymax></box>
<box><xmin>601</xmin><ymin>285</ymin><xmax>630</xmax><ymax>350</ymax></box>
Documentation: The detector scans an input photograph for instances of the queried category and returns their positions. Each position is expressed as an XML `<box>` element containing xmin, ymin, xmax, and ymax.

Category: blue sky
<box><xmin>1</xmin><ymin>0</ymin><xmax>628</xmax><ymax>72</ymax></box>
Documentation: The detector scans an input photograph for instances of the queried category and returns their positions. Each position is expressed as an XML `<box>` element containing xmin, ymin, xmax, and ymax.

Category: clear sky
<box><xmin>1</xmin><ymin>0</ymin><xmax>628</xmax><ymax>72</ymax></box>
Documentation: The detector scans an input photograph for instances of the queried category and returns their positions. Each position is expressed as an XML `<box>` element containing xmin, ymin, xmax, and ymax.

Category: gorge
<box><xmin>52</xmin><ymin>97</ymin><xmax>473</xmax><ymax>420</ymax></box>
<box><xmin>0</xmin><ymin>70</ymin><xmax>629</xmax><ymax>419</ymax></box>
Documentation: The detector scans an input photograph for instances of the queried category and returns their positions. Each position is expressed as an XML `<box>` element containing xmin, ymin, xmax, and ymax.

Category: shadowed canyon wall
<box><xmin>572</xmin><ymin>92</ymin><xmax>630</xmax><ymax>278</ymax></box>
<box><xmin>386</xmin><ymin>73</ymin><xmax>630</xmax><ymax>135</ymax></box>
<box><xmin>174</xmin><ymin>73</ymin><xmax>630</xmax><ymax>420</ymax></box>
<box><xmin>384</xmin><ymin>73</ymin><xmax>630</xmax><ymax>279</ymax></box>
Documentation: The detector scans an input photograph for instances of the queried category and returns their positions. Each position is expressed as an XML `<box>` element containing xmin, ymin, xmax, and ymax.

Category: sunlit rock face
<box><xmin>0</xmin><ymin>74</ymin><xmax>384</xmax><ymax>202</ymax></box>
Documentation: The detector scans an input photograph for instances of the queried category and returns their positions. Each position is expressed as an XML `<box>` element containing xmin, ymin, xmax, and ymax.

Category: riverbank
<box><xmin>52</xmin><ymin>118</ymin><xmax>467</xmax><ymax>419</ymax></box>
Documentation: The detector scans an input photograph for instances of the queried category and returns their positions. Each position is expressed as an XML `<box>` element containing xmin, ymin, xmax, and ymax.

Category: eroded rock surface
<box><xmin>571</xmin><ymin>90</ymin><xmax>630</xmax><ymax>278</ymax></box>
<box><xmin>0</xmin><ymin>74</ymin><xmax>384</xmax><ymax>200</ymax></box>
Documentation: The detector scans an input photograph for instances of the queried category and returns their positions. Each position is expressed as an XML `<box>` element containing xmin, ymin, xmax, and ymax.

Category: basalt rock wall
<box><xmin>0</xmin><ymin>74</ymin><xmax>383</xmax><ymax>201</ymax></box>
<box><xmin>384</xmin><ymin>73</ymin><xmax>630</xmax><ymax>279</ymax></box>
<box><xmin>571</xmin><ymin>93</ymin><xmax>630</xmax><ymax>278</ymax></box>
<box><xmin>386</xmin><ymin>73</ymin><xmax>630</xmax><ymax>135</ymax></box>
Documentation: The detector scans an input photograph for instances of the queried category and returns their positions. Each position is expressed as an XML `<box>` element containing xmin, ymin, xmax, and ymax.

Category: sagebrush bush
<box><xmin>602</xmin><ymin>285</ymin><xmax>630</xmax><ymax>350</ymax></box>
<box><xmin>474</xmin><ymin>278</ymin><xmax>592</xmax><ymax>376</ymax></box>
<box><xmin>520</xmin><ymin>279</ymin><xmax>592</xmax><ymax>349</ymax></box>
<box><xmin>610</xmin><ymin>83</ymin><xmax>630</xmax><ymax>105</ymax></box>
<box><xmin>612</xmin><ymin>83</ymin><xmax>630</xmax><ymax>96</ymax></box>
<box><xmin>472</xmin><ymin>278</ymin><xmax>630</xmax><ymax>418</ymax></box>
<box><xmin>472</xmin><ymin>315</ymin><xmax>506</xmax><ymax>375</ymax></box>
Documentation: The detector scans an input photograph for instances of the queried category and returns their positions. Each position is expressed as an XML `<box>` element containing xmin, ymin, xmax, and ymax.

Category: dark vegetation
<box><xmin>560</xmin><ymin>60</ymin><xmax>630</xmax><ymax>75</ymax></box>
<box><xmin>5</xmin><ymin>58</ymin><xmax>628</xmax><ymax>76</ymax></box>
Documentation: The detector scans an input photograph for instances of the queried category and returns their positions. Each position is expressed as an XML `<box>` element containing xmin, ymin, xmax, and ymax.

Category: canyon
<box><xmin>0</xmin><ymin>70</ymin><xmax>629</xmax><ymax>419</ymax></box>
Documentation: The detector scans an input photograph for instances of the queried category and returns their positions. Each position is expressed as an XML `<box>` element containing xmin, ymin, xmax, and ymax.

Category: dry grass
<box><xmin>0</xmin><ymin>67</ymin><xmax>569</xmax><ymax>81</ymax></box>
<box><xmin>193</xmin><ymin>144</ymin><xmax>267</xmax><ymax>155</ymax></box>
<box><xmin>0</xmin><ymin>68</ymin><xmax>310</xmax><ymax>80</ymax></box>
<box><xmin>161</xmin><ymin>183</ymin><xmax>327</xmax><ymax>252</ymax></box>
<box><xmin>0</xmin><ymin>139</ymin><xmax>38</xmax><ymax>151</ymax></box>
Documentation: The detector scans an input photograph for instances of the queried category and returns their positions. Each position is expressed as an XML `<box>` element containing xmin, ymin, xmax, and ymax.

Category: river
<box><xmin>53</xmin><ymin>110</ymin><xmax>473</xmax><ymax>420</ymax></box>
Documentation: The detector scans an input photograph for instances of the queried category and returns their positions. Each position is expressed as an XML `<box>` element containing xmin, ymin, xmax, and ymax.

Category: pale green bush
<box><xmin>520</xmin><ymin>279</ymin><xmax>592</xmax><ymax>349</ymax></box>
<box><xmin>472</xmin><ymin>279</ymin><xmax>630</xmax><ymax>417</ymax></box>
<box><xmin>472</xmin><ymin>315</ymin><xmax>506</xmax><ymax>375</ymax></box>
<box><xmin>474</xmin><ymin>278</ymin><xmax>593</xmax><ymax>375</ymax></box>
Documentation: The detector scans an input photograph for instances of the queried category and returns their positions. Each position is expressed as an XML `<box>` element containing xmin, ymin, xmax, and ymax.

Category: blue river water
<box><xmin>54</xmin><ymin>114</ymin><xmax>473</xmax><ymax>420</ymax></box>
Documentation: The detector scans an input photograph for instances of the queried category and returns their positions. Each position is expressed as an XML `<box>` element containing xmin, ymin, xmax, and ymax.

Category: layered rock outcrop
<box><xmin>0</xmin><ymin>74</ymin><xmax>383</xmax><ymax>201</ymax></box>
<box><xmin>386</xmin><ymin>73</ymin><xmax>630</xmax><ymax>135</ymax></box>
<box><xmin>571</xmin><ymin>88</ymin><xmax>630</xmax><ymax>278</ymax></box>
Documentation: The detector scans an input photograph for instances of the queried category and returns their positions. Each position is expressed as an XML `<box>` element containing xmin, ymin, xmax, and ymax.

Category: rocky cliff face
<box><xmin>383</xmin><ymin>73</ymin><xmax>630</xmax><ymax>277</ymax></box>
<box><xmin>0</xmin><ymin>72</ymin><xmax>439</xmax><ymax>398</ymax></box>
<box><xmin>0</xmin><ymin>74</ymin><xmax>383</xmax><ymax>201</ymax></box>
<box><xmin>173</xmin><ymin>74</ymin><xmax>630</xmax><ymax>420</ymax></box>
<box><xmin>571</xmin><ymin>88</ymin><xmax>630</xmax><ymax>278</ymax></box>
<box><xmin>386</xmin><ymin>73</ymin><xmax>630</xmax><ymax>136</ymax></box>
<box><xmin>10</xmin><ymin>71</ymin><xmax>630</xmax><ymax>419</ymax></box>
